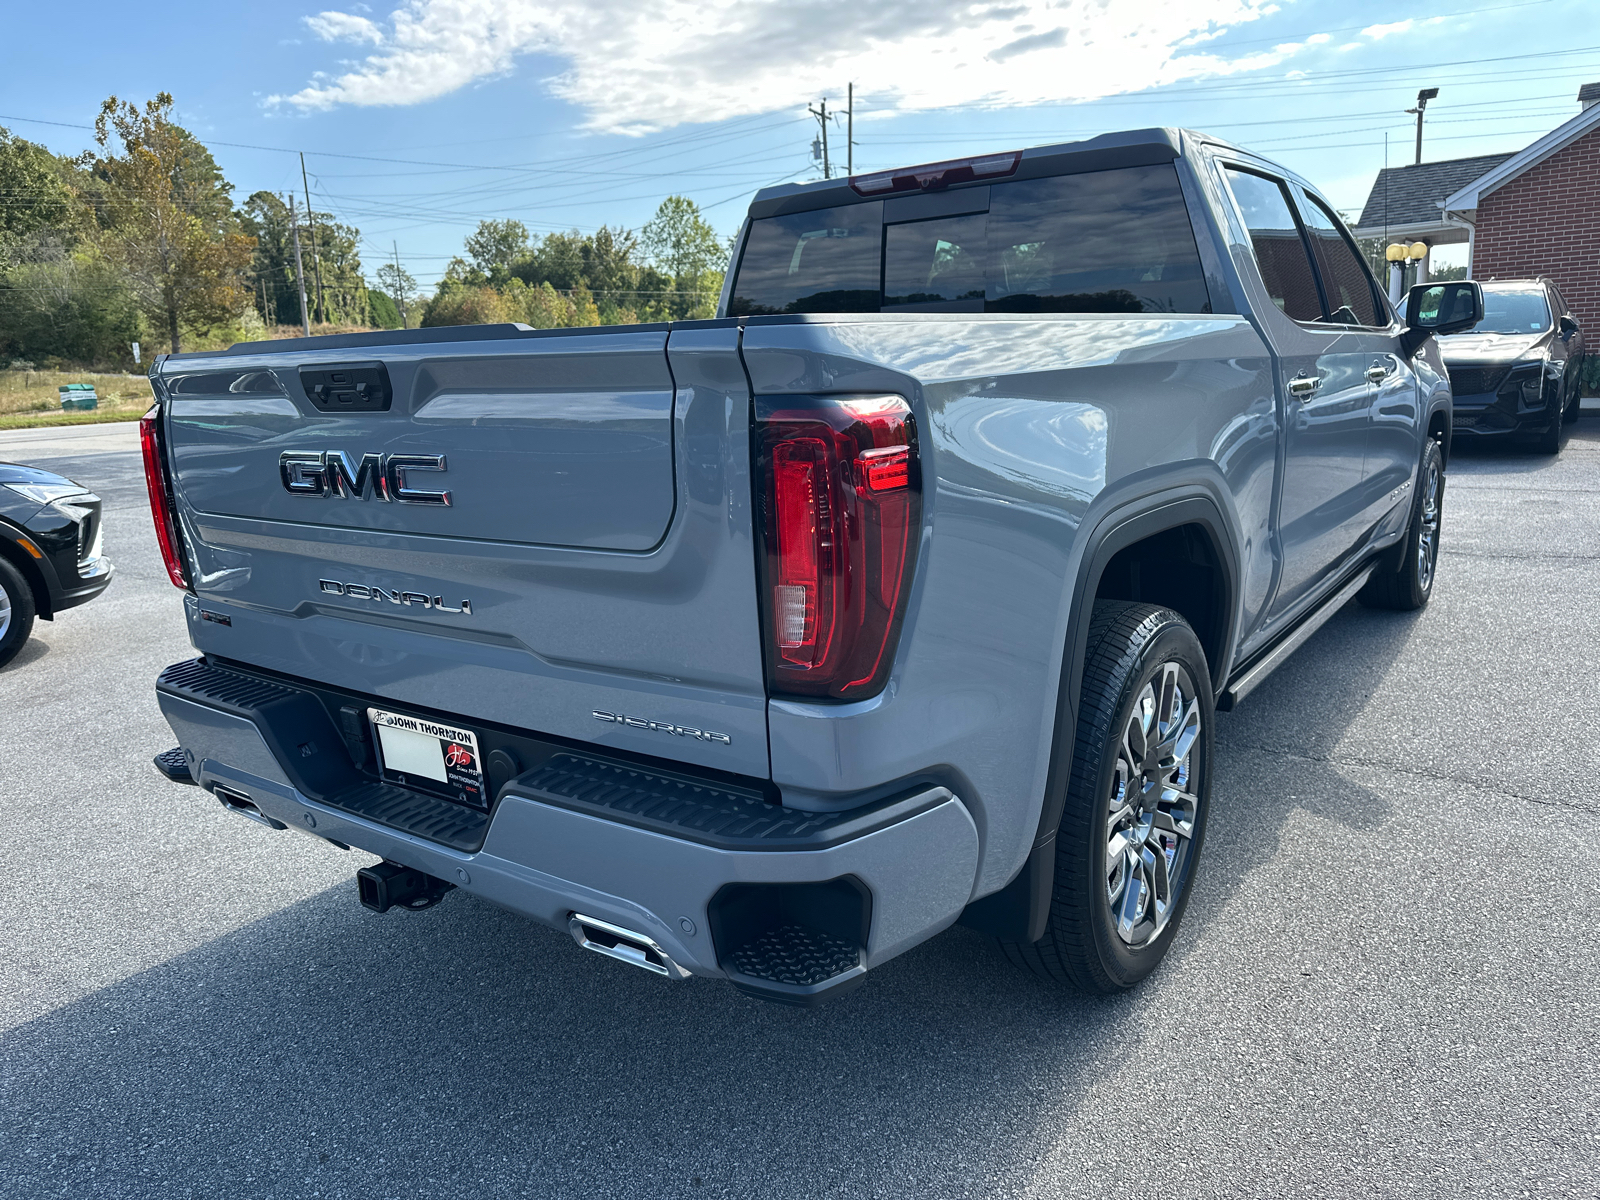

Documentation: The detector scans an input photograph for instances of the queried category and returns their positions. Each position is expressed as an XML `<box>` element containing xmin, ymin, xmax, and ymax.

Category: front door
<box><xmin>1294</xmin><ymin>188</ymin><xmax>1420</xmax><ymax>529</ymax></box>
<box><xmin>1221</xmin><ymin>165</ymin><xmax>1375</xmax><ymax>627</ymax></box>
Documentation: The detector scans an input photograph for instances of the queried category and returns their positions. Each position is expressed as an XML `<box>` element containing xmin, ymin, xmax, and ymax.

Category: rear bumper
<box><xmin>155</xmin><ymin>663</ymin><xmax>980</xmax><ymax>996</ymax></box>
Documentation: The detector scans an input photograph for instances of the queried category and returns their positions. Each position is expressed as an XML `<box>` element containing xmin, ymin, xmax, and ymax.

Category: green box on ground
<box><xmin>59</xmin><ymin>384</ymin><xmax>98</xmax><ymax>411</ymax></box>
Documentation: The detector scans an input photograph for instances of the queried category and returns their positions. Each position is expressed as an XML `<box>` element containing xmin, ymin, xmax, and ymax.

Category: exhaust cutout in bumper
<box><xmin>569</xmin><ymin>913</ymin><xmax>691</xmax><ymax>980</ymax></box>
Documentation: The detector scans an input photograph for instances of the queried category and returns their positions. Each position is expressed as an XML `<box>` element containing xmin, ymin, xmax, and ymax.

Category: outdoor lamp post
<box><xmin>1409</xmin><ymin>241</ymin><xmax>1430</xmax><ymax>286</ymax></box>
<box><xmin>1386</xmin><ymin>243</ymin><xmax>1407</xmax><ymax>305</ymax></box>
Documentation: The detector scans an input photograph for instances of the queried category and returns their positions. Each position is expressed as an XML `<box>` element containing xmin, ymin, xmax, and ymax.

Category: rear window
<box><xmin>729</xmin><ymin>163</ymin><xmax>1213</xmax><ymax>317</ymax></box>
<box><xmin>727</xmin><ymin>203</ymin><xmax>883</xmax><ymax>316</ymax></box>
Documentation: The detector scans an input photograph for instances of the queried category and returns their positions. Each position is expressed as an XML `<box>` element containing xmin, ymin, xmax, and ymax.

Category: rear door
<box><xmin>1220</xmin><ymin>165</ymin><xmax>1372</xmax><ymax>625</ymax></box>
<box><xmin>160</xmin><ymin>323</ymin><xmax>770</xmax><ymax>777</ymax></box>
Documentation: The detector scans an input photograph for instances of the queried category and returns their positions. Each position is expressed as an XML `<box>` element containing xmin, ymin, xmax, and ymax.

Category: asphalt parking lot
<box><xmin>2</xmin><ymin>418</ymin><xmax>1597</xmax><ymax>1199</ymax></box>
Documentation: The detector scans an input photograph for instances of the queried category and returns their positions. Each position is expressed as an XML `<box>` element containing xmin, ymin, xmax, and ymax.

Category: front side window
<box><xmin>1299</xmin><ymin>194</ymin><xmax>1383</xmax><ymax>327</ymax></box>
<box><xmin>728</xmin><ymin>202</ymin><xmax>883</xmax><ymax>316</ymax></box>
<box><xmin>1223</xmin><ymin>167</ymin><xmax>1322</xmax><ymax>323</ymax></box>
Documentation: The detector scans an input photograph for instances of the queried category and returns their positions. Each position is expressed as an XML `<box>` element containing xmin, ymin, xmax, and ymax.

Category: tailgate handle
<box><xmin>298</xmin><ymin>362</ymin><xmax>393</xmax><ymax>413</ymax></box>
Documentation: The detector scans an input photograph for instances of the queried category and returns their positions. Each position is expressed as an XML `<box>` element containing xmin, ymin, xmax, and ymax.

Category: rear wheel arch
<box><xmin>960</xmin><ymin>488</ymin><xmax>1241</xmax><ymax>943</ymax></box>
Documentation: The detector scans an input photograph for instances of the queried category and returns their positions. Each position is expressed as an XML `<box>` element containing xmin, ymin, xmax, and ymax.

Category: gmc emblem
<box><xmin>279</xmin><ymin>451</ymin><xmax>451</xmax><ymax>506</ymax></box>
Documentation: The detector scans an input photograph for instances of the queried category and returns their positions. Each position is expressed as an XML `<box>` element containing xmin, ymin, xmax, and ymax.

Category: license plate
<box><xmin>367</xmin><ymin>707</ymin><xmax>486</xmax><ymax>808</ymax></box>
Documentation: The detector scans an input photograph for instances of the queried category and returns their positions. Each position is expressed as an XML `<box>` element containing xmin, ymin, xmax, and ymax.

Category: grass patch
<box><xmin>0</xmin><ymin>409</ymin><xmax>145</xmax><ymax>429</ymax></box>
<box><xmin>0</xmin><ymin>368</ymin><xmax>151</xmax><ymax>429</ymax></box>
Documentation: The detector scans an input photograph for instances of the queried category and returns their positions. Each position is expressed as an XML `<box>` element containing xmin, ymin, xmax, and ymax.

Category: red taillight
<box><xmin>140</xmin><ymin>406</ymin><xmax>190</xmax><ymax>590</ymax></box>
<box><xmin>756</xmin><ymin>395</ymin><xmax>920</xmax><ymax>700</ymax></box>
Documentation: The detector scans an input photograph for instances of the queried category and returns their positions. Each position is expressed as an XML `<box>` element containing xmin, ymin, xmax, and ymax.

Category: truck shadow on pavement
<box><xmin>0</xmin><ymin>604</ymin><xmax>1427</xmax><ymax>1200</ymax></box>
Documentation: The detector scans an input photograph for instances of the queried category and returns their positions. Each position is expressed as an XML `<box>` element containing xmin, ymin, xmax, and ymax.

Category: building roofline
<box><xmin>1444</xmin><ymin>101</ymin><xmax>1600</xmax><ymax>211</ymax></box>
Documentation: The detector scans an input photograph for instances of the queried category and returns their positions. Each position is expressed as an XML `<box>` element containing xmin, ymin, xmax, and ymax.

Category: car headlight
<box><xmin>5</xmin><ymin>482</ymin><xmax>89</xmax><ymax>506</ymax></box>
<box><xmin>1500</xmin><ymin>359</ymin><xmax>1546</xmax><ymax>407</ymax></box>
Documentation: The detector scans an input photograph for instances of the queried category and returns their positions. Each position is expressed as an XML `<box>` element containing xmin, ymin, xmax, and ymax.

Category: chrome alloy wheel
<box><xmin>1106</xmin><ymin>661</ymin><xmax>1202</xmax><ymax>946</ymax></box>
<box><xmin>0</xmin><ymin>580</ymin><xmax>11</xmax><ymax>642</ymax></box>
<box><xmin>1416</xmin><ymin>456</ymin><xmax>1441</xmax><ymax>593</ymax></box>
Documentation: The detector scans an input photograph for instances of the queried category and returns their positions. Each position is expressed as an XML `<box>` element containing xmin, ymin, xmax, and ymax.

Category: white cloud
<box><xmin>305</xmin><ymin>11</ymin><xmax>386</xmax><ymax>43</ymax></box>
<box><xmin>1361</xmin><ymin>19</ymin><xmax>1414</xmax><ymax>39</ymax></box>
<box><xmin>269</xmin><ymin>0</ymin><xmax>1299</xmax><ymax>133</ymax></box>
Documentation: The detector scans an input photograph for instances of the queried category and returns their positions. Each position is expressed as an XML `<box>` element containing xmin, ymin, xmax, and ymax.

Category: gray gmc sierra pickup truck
<box><xmin>145</xmin><ymin>128</ymin><xmax>1483</xmax><ymax>1004</ymax></box>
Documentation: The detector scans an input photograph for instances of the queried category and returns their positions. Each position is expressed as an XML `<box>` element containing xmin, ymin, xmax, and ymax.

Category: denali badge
<box><xmin>319</xmin><ymin>579</ymin><xmax>471</xmax><ymax>615</ymax></box>
<box><xmin>593</xmin><ymin>710</ymin><xmax>731</xmax><ymax>745</ymax></box>
<box><xmin>280</xmin><ymin>451</ymin><xmax>451</xmax><ymax>506</ymax></box>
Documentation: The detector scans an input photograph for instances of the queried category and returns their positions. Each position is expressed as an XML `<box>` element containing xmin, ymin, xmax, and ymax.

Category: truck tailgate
<box><xmin>157</xmin><ymin>323</ymin><xmax>768</xmax><ymax>777</ymax></box>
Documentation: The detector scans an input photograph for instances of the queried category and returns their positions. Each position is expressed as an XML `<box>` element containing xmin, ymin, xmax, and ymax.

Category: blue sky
<box><xmin>3</xmin><ymin>0</ymin><xmax>1596</xmax><ymax>291</ymax></box>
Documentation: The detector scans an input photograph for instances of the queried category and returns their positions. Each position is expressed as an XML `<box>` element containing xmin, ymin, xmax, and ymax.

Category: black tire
<box><xmin>0</xmin><ymin>556</ymin><xmax>37</xmax><ymax>669</ymax></box>
<box><xmin>1359</xmin><ymin>437</ymin><xmax>1444</xmax><ymax>611</ymax></box>
<box><xmin>1002</xmin><ymin>601</ymin><xmax>1213</xmax><ymax>992</ymax></box>
<box><xmin>1563</xmin><ymin>380</ymin><xmax>1581</xmax><ymax>425</ymax></box>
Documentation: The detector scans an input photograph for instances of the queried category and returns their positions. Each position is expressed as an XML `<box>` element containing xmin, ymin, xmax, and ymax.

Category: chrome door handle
<box><xmin>1288</xmin><ymin>374</ymin><xmax>1319</xmax><ymax>398</ymax></box>
<box><xmin>1366</xmin><ymin>362</ymin><xmax>1390</xmax><ymax>383</ymax></box>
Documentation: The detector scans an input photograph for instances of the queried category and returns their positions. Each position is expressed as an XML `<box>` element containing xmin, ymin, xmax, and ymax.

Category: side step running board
<box><xmin>1218</xmin><ymin>564</ymin><xmax>1375</xmax><ymax>711</ymax></box>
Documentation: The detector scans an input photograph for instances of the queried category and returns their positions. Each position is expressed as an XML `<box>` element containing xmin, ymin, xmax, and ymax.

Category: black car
<box><xmin>1439</xmin><ymin>276</ymin><xmax>1587</xmax><ymax>454</ymax></box>
<box><xmin>0</xmin><ymin>462</ymin><xmax>115</xmax><ymax>667</ymax></box>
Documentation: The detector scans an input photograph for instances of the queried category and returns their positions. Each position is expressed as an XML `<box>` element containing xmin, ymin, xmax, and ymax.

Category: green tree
<box><xmin>241</xmin><ymin>191</ymin><xmax>368</xmax><ymax>328</ymax></box>
<box><xmin>0</xmin><ymin>128</ymin><xmax>77</xmax><ymax>243</ymax></box>
<box><xmin>83</xmin><ymin>93</ymin><xmax>253</xmax><ymax>352</ymax></box>
<box><xmin>0</xmin><ymin>126</ymin><xmax>145</xmax><ymax>366</ymax></box>
<box><xmin>639</xmin><ymin>197</ymin><xmax>726</xmax><ymax>319</ymax></box>
<box><xmin>464</xmin><ymin>219</ymin><xmax>528</xmax><ymax>285</ymax></box>
<box><xmin>375</xmin><ymin>260</ymin><xmax>417</xmax><ymax>327</ymax></box>
<box><xmin>640</xmin><ymin>196</ymin><xmax>724</xmax><ymax>281</ymax></box>
<box><xmin>421</xmin><ymin>281</ymin><xmax>513</xmax><ymax>327</ymax></box>
<box><xmin>367</xmin><ymin>288</ymin><xmax>402</xmax><ymax>329</ymax></box>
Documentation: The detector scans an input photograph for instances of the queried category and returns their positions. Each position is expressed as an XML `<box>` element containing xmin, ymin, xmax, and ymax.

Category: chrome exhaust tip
<box><xmin>212</xmin><ymin>784</ymin><xmax>287</xmax><ymax>830</ymax></box>
<box><xmin>568</xmin><ymin>913</ymin><xmax>691</xmax><ymax>980</ymax></box>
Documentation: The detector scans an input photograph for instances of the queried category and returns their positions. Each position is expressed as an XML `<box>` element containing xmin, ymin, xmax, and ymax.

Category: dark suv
<box><xmin>1440</xmin><ymin>277</ymin><xmax>1586</xmax><ymax>453</ymax></box>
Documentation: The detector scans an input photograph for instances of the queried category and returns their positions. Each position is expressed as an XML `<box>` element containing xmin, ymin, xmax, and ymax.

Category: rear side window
<box><xmin>1299</xmin><ymin>194</ymin><xmax>1383</xmax><ymax>326</ymax></box>
<box><xmin>1223</xmin><ymin>167</ymin><xmax>1322</xmax><ymax>323</ymax></box>
<box><xmin>984</xmin><ymin>164</ymin><xmax>1211</xmax><ymax>314</ymax></box>
<box><xmin>730</xmin><ymin>163</ymin><xmax>1213</xmax><ymax>317</ymax></box>
<box><xmin>728</xmin><ymin>203</ymin><xmax>883</xmax><ymax>316</ymax></box>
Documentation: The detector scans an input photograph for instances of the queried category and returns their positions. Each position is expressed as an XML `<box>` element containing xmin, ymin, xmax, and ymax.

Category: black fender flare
<box><xmin>960</xmin><ymin>470</ymin><xmax>1243</xmax><ymax>942</ymax></box>
<box><xmin>0</xmin><ymin>516</ymin><xmax>57</xmax><ymax>619</ymax></box>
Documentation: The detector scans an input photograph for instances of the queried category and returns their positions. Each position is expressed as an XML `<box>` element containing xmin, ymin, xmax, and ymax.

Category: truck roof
<box><xmin>746</xmin><ymin>127</ymin><xmax>1242</xmax><ymax>220</ymax></box>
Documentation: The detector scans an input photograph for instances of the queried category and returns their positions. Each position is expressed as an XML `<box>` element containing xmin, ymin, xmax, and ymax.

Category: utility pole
<box><xmin>809</xmin><ymin>98</ymin><xmax>831</xmax><ymax>179</ymax></box>
<box><xmin>846</xmin><ymin>83</ymin><xmax>855</xmax><ymax>175</ymax></box>
<box><xmin>1405</xmin><ymin>87</ymin><xmax>1438</xmax><ymax>166</ymax></box>
<box><xmin>392</xmin><ymin>241</ymin><xmax>409</xmax><ymax>328</ymax></box>
<box><xmin>288</xmin><ymin>194</ymin><xmax>311</xmax><ymax>337</ymax></box>
<box><xmin>300</xmin><ymin>152</ymin><xmax>326</xmax><ymax>325</ymax></box>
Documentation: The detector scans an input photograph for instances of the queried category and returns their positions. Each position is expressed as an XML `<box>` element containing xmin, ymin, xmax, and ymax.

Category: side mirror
<box><xmin>1559</xmin><ymin>313</ymin><xmax>1579</xmax><ymax>339</ymax></box>
<box><xmin>1402</xmin><ymin>280</ymin><xmax>1484</xmax><ymax>355</ymax></box>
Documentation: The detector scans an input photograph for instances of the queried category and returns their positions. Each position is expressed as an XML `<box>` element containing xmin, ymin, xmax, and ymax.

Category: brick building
<box><xmin>1444</xmin><ymin>89</ymin><xmax>1600</xmax><ymax>335</ymax></box>
<box><xmin>1354</xmin><ymin>84</ymin><xmax>1600</xmax><ymax>333</ymax></box>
